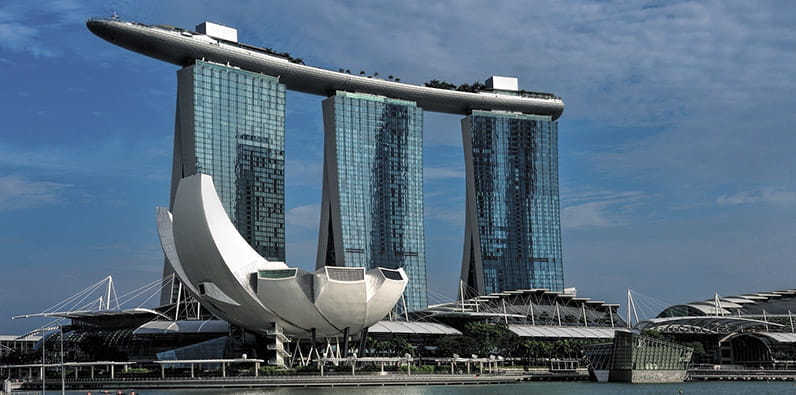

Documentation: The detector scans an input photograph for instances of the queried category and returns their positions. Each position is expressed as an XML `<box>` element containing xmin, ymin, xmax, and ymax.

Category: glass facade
<box><xmin>461</xmin><ymin>110</ymin><xmax>563</xmax><ymax>296</ymax></box>
<box><xmin>317</xmin><ymin>91</ymin><xmax>427</xmax><ymax>312</ymax></box>
<box><xmin>611</xmin><ymin>331</ymin><xmax>693</xmax><ymax>371</ymax></box>
<box><xmin>186</xmin><ymin>61</ymin><xmax>285</xmax><ymax>261</ymax></box>
<box><xmin>163</xmin><ymin>60</ymin><xmax>286</xmax><ymax>304</ymax></box>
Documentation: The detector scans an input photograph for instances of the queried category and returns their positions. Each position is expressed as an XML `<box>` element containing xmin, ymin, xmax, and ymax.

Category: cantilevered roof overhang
<box><xmin>133</xmin><ymin>319</ymin><xmax>230</xmax><ymax>335</ymax></box>
<box><xmin>639</xmin><ymin>316</ymin><xmax>782</xmax><ymax>334</ymax></box>
<box><xmin>369</xmin><ymin>321</ymin><xmax>462</xmax><ymax>336</ymax></box>
<box><xmin>12</xmin><ymin>307</ymin><xmax>173</xmax><ymax>322</ymax></box>
<box><xmin>508</xmin><ymin>325</ymin><xmax>615</xmax><ymax>339</ymax></box>
<box><xmin>86</xmin><ymin>19</ymin><xmax>564</xmax><ymax>119</ymax></box>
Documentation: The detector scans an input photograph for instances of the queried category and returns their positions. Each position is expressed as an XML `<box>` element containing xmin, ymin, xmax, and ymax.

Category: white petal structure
<box><xmin>156</xmin><ymin>173</ymin><xmax>408</xmax><ymax>337</ymax></box>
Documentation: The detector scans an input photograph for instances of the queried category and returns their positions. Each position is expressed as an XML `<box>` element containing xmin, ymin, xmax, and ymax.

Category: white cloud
<box><xmin>262</xmin><ymin>1</ymin><xmax>792</xmax><ymax>124</ymax></box>
<box><xmin>259</xmin><ymin>0</ymin><xmax>796</xmax><ymax>199</ymax></box>
<box><xmin>0</xmin><ymin>175</ymin><xmax>70</xmax><ymax>210</ymax></box>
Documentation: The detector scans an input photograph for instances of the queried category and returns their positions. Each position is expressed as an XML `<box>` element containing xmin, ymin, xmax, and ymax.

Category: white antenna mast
<box><xmin>459</xmin><ymin>280</ymin><xmax>465</xmax><ymax>311</ymax></box>
<box><xmin>105</xmin><ymin>276</ymin><xmax>113</xmax><ymax>310</ymax></box>
<box><xmin>627</xmin><ymin>289</ymin><xmax>631</xmax><ymax>328</ymax></box>
<box><xmin>626</xmin><ymin>289</ymin><xmax>640</xmax><ymax>329</ymax></box>
<box><xmin>175</xmin><ymin>281</ymin><xmax>183</xmax><ymax>321</ymax></box>
<box><xmin>713</xmin><ymin>292</ymin><xmax>724</xmax><ymax>317</ymax></box>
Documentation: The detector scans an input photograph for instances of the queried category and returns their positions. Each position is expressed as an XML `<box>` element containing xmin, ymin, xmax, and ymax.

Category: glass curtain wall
<box><xmin>318</xmin><ymin>91</ymin><xmax>427</xmax><ymax>312</ymax></box>
<box><xmin>461</xmin><ymin>111</ymin><xmax>563</xmax><ymax>296</ymax></box>
<box><xmin>163</xmin><ymin>60</ymin><xmax>286</xmax><ymax>304</ymax></box>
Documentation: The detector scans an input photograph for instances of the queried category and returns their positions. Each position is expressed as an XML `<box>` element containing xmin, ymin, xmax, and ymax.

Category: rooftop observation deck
<box><xmin>86</xmin><ymin>18</ymin><xmax>564</xmax><ymax>119</ymax></box>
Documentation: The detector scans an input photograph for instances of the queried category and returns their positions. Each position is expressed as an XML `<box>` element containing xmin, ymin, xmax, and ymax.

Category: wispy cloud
<box><xmin>0</xmin><ymin>22</ymin><xmax>61</xmax><ymax>58</ymax></box>
<box><xmin>0</xmin><ymin>0</ymin><xmax>82</xmax><ymax>58</ymax></box>
<box><xmin>716</xmin><ymin>187</ymin><xmax>796</xmax><ymax>207</ymax></box>
<box><xmin>424</xmin><ymin>166</ymin><xmax>464</xmax><ymax>180</ymax></box>
<box><xmin>562</xmin><ymin>189</ymin><xmax>650</xmax><ymax>229</ymax></box>
<box><xmin>0</xmin><ymin>140</ymin><xmax>169</xmax><ymax>181</ymax></box>
<box><xmin>0</xmin><ymin>175</ymin><xmax>70</xmax><ymax>210</ymax></box>
<box><xmin>425</xmin><ymin>204</ymin><xmax>464</xmax><ymax>226</ymax></box>
<box><xmin>0</xmin><ymin>144</ymin><xmax>70</xmax><ymax>172</ymax></box>
<box><xmin>0</xmin><ymin>0</ymin><xmax>93</xmax><ymax>58</ymax></box>
<box><xmin>286</xmin><ymin>204</ymin><xmax>320</xmax><ymax>230</ymax></box>
<box><xmin>285</xmin><ymin>159</ymin><xmax>322</xmax><ymax>187</ymax></box>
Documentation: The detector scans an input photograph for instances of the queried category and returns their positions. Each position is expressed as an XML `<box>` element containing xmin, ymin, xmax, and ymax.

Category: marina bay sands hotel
<box><xmin>88</xmin><ymin>19</ymin><xmax>566</xmax><ymax>312</ymax></box>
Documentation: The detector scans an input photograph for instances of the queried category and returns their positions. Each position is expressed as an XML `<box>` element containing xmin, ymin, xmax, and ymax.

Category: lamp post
<box><xmin>60</xmin><ymin>326</ymin><xmax>65</xmax><ymax>395</ymax></box>
<box><xmin>452</xmin><ymin>354</ymin><xmax>459</xmax><ymax>375</ymax></box>
<box><xmin>41</xmin><ymin>332</ymin><xmax>45</xmax><ymax>394</ymax></box>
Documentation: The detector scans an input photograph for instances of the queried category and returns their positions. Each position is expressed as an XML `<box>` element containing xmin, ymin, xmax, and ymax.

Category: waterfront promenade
<box><xmin>9</xmin><ymin>365</ymin><xmax>796</xmax><ymax>392</ymax></box>
<box><xmin>9</xmin><ymin>369</ymin><xmax>588</xmax><ymax>392</ymax></box>
<box><xmin>688</xmin><ymin>368</ymin><xmax>796</xmax><ymax>382</ymax></box>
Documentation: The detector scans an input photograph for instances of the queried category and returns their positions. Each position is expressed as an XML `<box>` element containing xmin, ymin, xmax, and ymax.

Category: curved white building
<box><xmin>157</xmin><ymin>173</ymin><xmax>408</xmax><ymax>338</ymax></box>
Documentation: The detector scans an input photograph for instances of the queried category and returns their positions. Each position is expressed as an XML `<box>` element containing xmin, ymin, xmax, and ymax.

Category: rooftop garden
<box><xmin>424</xmin><ymin>79</ymin><xmax>560</xmax><ymax>100</ymax></box>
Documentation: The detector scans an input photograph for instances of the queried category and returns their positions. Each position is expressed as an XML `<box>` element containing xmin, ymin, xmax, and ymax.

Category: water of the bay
<box><xmin>56</xmin><ymin>381</ymin><xmax>796</xmax><ymax>394</ymax></box>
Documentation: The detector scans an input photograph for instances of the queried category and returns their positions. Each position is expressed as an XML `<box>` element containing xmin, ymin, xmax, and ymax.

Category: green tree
<box><xmin>462</xmin><ymin>322</ymin><xmax>506</xmax><ymax>356</ymax></box>
<box><xmin>434</xmin><ymin>334</ymin><xmax>476</xmax><ymax>357</ymax></box>
<box><xmin>640</xmin><ymin>329</ymin><xmax>664</xmax><ymax>339</ymax></box>
<box><xmin>389</xmin><ymin>337</ymin><xmax>414</xmax><ymax>356</ymax></box>
<box><xmin>367</xmin><ymin>336</ymin><xmax>415</xmax><ymax>357</ymax></box>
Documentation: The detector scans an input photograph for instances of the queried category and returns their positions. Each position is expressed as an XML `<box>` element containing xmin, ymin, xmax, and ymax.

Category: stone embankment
<box><xmin>688</xmin><ymin>368</ymin><xmax>796</xmax><ymax>381</ymax></box>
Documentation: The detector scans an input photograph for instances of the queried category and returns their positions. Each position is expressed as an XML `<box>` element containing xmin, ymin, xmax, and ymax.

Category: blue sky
<box><xmin>1</xmin><ymin>0</ymin><xmax>795</xmax><ymax>333</ymax></box>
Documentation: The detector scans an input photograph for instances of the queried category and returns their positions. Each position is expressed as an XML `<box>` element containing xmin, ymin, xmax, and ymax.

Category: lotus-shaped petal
<box><xmin>157</xmin><ymin>173</ymin><xmax>407</xmax><ymax>337</ymax></box>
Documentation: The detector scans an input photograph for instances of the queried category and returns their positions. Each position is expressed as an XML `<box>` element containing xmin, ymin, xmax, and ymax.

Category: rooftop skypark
<box><xmin>86</xmin><ymin>18</ymin><xmax>564</xmax><ymax>118</ymax></box>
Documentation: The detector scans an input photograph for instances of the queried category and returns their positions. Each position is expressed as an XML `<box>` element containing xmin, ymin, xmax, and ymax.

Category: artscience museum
<box><xmin>158</xmin><ymin>173</ymin><xmax>408</xmax><ymax>340</ymax></box>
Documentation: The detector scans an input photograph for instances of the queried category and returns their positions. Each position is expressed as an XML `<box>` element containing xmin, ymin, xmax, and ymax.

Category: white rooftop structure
<box><xmin>485</xmin><ymin>76</ymin><xmax>518</xmax><ymax>91</ymax></box>
<box><xmin>195</xmin><ymin>21</ymin><xmax>237</xmax><ymax>42</ymax></box>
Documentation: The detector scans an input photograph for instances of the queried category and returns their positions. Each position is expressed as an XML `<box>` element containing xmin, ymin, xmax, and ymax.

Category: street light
<box><xmin>60</xmin><ymin>325</ymin><xmax>65</xmax><ymax>395</ymax></box>
<box><xmin>41</xmin><ymin>333</ymin><xmax>45</xmax><ymax>394</ymax></box>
